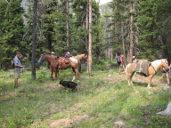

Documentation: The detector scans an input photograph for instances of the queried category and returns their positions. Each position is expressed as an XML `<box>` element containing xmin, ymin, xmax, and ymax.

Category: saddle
<box><xmin>135</xmin><ymin>59</ymin><xmax>151</xmax><ymax>76</ymax></box>
<box><xmin>57</xmin><ymin>57</ymin><xmax>70</xmax><ymax>69</ymax></box>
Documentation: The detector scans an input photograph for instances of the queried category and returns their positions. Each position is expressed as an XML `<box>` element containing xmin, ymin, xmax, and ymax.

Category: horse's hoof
<box><xmin>147</xmin><ymin>86</ymin><xmax>152</xmax><ymax>89</ymax></box>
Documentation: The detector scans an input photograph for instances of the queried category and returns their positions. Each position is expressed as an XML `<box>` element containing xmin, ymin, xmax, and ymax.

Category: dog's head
<box><xmin>59</xmin><ymin>80</ymin><xmax>63</xmax><ymax>84</ymax></box>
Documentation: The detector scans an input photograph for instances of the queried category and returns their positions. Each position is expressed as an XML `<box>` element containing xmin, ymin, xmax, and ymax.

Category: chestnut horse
<box><xmin>38</xmin><ymin>53</ymin><xmax>59</xmax><ymax>79</ymax></box>
<box><xmin>57</xmin><ymin>54</ymin><xmax>88</xmax><ymax>81</ymax></box>
<box><xmin>125</xmin><ymin>59</ymin><xmax>170</xmax><ymax>88</ymax></box>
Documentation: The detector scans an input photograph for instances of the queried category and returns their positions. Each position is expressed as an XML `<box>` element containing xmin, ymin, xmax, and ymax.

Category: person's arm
<box><xmin>14</xmin><ymin>59</ymin><xmax>24</xmax><ymax>68</ymax></box>
<box><xmin>14</xmin><ymin>63</ymin><xmax>24</xmax><ymax>68</ymax></box>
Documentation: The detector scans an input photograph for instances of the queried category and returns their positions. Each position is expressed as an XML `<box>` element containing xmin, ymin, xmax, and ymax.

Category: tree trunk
<box><xmin>129</xmin><ymin>1</ymin><xmax>135</xmax><ymax>63</ymax></box>
<box><xmin>32</xmin><ymin>0</ymin><xmax>38</xmax><ymax>80</ymax></box>
<box><xmin>121</xmin><ymin>21</ymin><xmax>127</xmax><ymax>64</ymax></box>
<box><xmin>66</xmin><ymin>0</ymin><xmax>69</xmax><ymax>48</ymax></box>
<box><xmin>85</xmin><ymin>2</ymin><xmax>89</xmax><ymax>50</ymax></box>
<box><xmin>88</xmin><ymin>0</ymin><xmax>92</xmax><ymax>75</ymax></box>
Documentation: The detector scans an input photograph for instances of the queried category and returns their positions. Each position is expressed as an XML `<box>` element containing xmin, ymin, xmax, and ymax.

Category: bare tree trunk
<box><xmin>85</xmin><ymin>2</ymin><xmax>89</xmax><ymax>50</ymax></box>
<box><xmin>121</xmin><ymin>21</ymin><xmax>127</xmax><ymax>64</ymax></box>
<box><xmin>66</xmin><ymin>0</ymin><xmax>69</xmax><ymax>48</ymax></box>
<box><xmin>88</xmin><ymin>0</ymin><xmax>92</xmax><ymax>75</ymax></box>
<box><xmin>32</xmin><ymin>0</ymin><xmax>38</xmax><ymax>80</ymax></box>
<box><xmin>129</xmin><ymin>1</ymin><xmax>135</xmax><ymax>63</ymax></box>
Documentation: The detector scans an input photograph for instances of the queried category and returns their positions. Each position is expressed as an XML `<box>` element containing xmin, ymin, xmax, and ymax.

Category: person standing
<box><xmin>120</xmin><ymin>53</ymin><xmax>125</xmax><ymax>69</ymax></box>
<box><xmin>13</xmin><ymin>52</ymin><xmax>24</xmax><ymax>88</ymax></box>
<box><xmin>115</xmin><ymin>53</ymin><xmax>121</xmax><ymax>67</ymax></box>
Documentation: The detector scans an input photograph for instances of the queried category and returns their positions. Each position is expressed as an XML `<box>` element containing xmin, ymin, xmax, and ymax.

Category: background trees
<box><xmin>0</xmin><ymin>0</ymin><xmax>171</xmax><ymax>70</ymax></box>
<box><xmin>102</xmin><ymin>0</ymin><xmax>171</xmax><ymax>63</ymax></box>
<box><xmin>0</xmin><ymin>0</ymin><xmax>25</xmax><ymax>69</ymax></box>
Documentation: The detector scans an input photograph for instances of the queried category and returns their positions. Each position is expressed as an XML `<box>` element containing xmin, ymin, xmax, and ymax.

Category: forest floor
<box><xmin>0</xmin><ymin>66</ymin><xmax>171</xmax><ymax>128</ymax></box>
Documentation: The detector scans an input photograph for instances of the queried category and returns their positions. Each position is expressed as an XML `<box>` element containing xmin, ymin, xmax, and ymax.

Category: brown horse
<box><xmin>125</xmin><ymin>59</ymin><xmax>170</xmax><ymax>88</ymax></box>
<box><xmin>57</xmin><ymin>54</ymin><xmax>88</xmax><ymax>81</ymax></box>
<box><xmin>38</xmin><ymin>53</ymin><xmax>59</xmax><ymax>79</ymax></box>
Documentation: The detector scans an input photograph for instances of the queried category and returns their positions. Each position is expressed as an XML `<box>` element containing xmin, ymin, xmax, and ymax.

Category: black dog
<box><xmin>59</xmin><ymin>80</ymin><xmax>77</xmax><ymax>91</ymax></box>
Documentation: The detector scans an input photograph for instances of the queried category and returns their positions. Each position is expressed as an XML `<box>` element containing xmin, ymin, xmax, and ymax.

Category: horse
<box><xmin>38</xmin><ymin>53</ymin><xmax>59</xmax><ymax>80</ymax></box>
<box><xmin>56</xmin><ymin>53</ymin><xmax>88</xmax><ymax>81</ymax></box>
<box><xmin>125</xmin><ymin>59</ymin><xmax>170</xmax><ymax>88</ymax></box>
<box><xmin>72</xmin><ymin>54</ymin><xmax>88</xmax><ymax>72</ymax></box>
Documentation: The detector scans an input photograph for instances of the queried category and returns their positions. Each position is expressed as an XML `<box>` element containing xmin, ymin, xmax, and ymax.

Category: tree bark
<box><xmin>85</xmin><ymin>2</ymin><xmax>89</xmax><ymax>50</ymax></box>
<box><xmin>32</xmin><ymin>0</ymin><xmax>38</xmax><ymax>80</ymax></box>
<box><xmin>121</xmin><ymin>21</ymin><xmax>127</xmax><ymax>64</ymax></box>
<box><xmin>129</xmin><ymin>1</ymin><xmax>135</xmax><ymax>63</ymax></box>
<box><xmin>88</xmin><ymin>0</ymin><xmax>92</xmax><ymax>75</ymax></box>
<box><xmin>66</xmin><ymin>0</ymin><xmax>69</xmax><ymax>48</ymax></box>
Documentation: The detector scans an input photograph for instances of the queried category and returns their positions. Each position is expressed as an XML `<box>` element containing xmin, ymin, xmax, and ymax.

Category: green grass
<box><xmin>0</xmin><ymin>67</ymin><xmax>171</xmax><ymax>128</ymax></box>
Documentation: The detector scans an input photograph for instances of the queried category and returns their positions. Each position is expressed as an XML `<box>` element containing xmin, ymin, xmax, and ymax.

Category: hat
<box><xmin>51</xmin><ymin>52</ymin><xmax>55</xmax><ymax>55</ymax></box>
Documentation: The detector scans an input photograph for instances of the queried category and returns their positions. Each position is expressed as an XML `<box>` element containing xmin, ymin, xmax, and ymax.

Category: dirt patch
<box><xmin>114</xmin><ymin>119</ymin><xmax>125</xmax><ymax>128</ymax></box>
<box><xmin>0</xmin><ymin>91</ymin><xmax>16</xmax><ymax>100</ymax></box>
<box><xmin>49</xmin><ymin>114</ymin><xmax>89</xmax><ymax>128</ymax></box>
<box><xmin>132</xmin><ymin>74</ymin><xmax>164</xmax><ymax>85</ymax></box>
<box><xmin>49</xmin><ymin>118</ymin><xmax>72</xmax><ymax>128</ymax></box>
<box><xmin>104</xmin><ymin>73</ymin><xmax>166</xmax><ymax>87</ymax></box>
<box><xmin>105</xmin><ymin>74</ymin><xmax>125</xmax><ymax>83</ymax></box>
<box><xmin>44</xmin><ymin>102</ymin><xmax>63</xmax><ymax>117</ymax></box>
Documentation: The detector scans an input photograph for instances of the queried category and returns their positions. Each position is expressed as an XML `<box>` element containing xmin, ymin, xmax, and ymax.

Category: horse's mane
<box><xmin>151</xmin><ymin>59</ymin><xmax>168</xmax><ymax>68</ymax></box>
<box><xmin>151</xmin><ymin>59</ymin><xmax>167</xmax><ymax>63</ymax></box>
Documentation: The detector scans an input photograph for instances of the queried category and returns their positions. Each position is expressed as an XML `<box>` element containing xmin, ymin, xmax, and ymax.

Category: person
<box><xmin>51</xmin><ymin>51</ymin><xmax>55</xmax><ymax>56</ymax></box>
<box><xmin>120</xmin><ymin>53</ymin><xmax>125</xmax><ymax>69</ymax></box>
<box><xmin>115</xmin><ymin>53</ymin><xmax>121</xmax><ymax>67</ymax></box>
<box><xmin>65</xmin><ymin>51</ymin><xmax>72</xmax><ymax>58</ymax></box>
<box><xmin>13</xmin><ymin>52</ymin><xmax>24</xmax><ymax>88</ymax></box>
<box><xmin>132</xmin><ymin>56</ymin><xmax>136</xmax><ymax>62</ymax></box>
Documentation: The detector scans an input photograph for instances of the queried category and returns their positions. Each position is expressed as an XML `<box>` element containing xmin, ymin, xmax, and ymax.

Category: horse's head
<box><xmin>38</xmin><ymin>53</ymin><xmax>47</xmax><ymax>63</ymax></box>
<box><xmin>79</xmin><ymin>54</ymin><xmax>88</xmax><ymax>62</ymax></box>
<box><xmin>83</xmin><ymin>54</ymin><xmax>88</xmax><ymax>60</ymax></box>
<box><xmin>160</xmin><ymin>59</ymin><xmax>169</xmax><ymax>70</ymax></box>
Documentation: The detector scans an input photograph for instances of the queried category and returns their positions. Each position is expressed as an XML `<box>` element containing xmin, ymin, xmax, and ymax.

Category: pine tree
<box><xmin>0</xmin><ymin>0</ymin><xmax>25</xmax><ymax>69</ymax></box>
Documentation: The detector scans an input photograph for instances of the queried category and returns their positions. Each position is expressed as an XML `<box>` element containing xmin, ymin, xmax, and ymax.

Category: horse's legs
<box><xmin>166</xmin><ymin>72</ymin><xmax>170</xmax><ymax>85</ymax></box>
<box><xmin>55</xmin><ymin>69</ymin><xmax>58</xmax><ymax>79</ymax></box>
<box><xmin>147</xmin><ymin>75</ymin><xmax>154</xmax><ymax>88</ymax></box>
<box><xmin>50</xmin><ymin>66</ymin><xmax>54</xmax><ymax>80</ymax></box>
<box><xmin>127</xmin><ymin>72</ymin><xmax>134</xmax><ymax>86</ymax></box>
<box><xmin>72</xmin><ymin>68</ymin><xmax>76</xmax><ymax>81</ymax></box>
<box><xmin>79</xmin><ymin>63</ymin><xmax>82</xmax><ymax>73</ymax></box>
<box><xmin>57</xmin><ymin>69</ymin><xmax>59</xmax><ymax>79</ymax></box>
<box><xmin>159</xmin><ymin>73</ymin><xmax>166</xmax><ymax>81</ymax></box>
<box><xmin>75</xmin><ymin>68</ymin><xmax>80</xmax><ymax>80</ymax></box>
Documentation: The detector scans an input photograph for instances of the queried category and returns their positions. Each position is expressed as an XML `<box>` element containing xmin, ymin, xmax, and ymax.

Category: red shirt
<box><xmin>120</xmin><ymin>54</ymin><xmax>124</xmax><ymax>64</ymax></box>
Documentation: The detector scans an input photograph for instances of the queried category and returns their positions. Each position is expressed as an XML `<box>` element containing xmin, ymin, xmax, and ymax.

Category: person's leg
<box><xmin>14</xmin><ymin>78</ymin><xmax>19</xmax><ymax>88</ymax></box>
<box><xmin>14</xmin><ymin>70</ymin><xmax>20</xmax><ymax>88</ymax></box>
<box><xmin>117</xmin><ymin>62</ymin><xmax>121</xmax><ymax>72</ymax></box>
